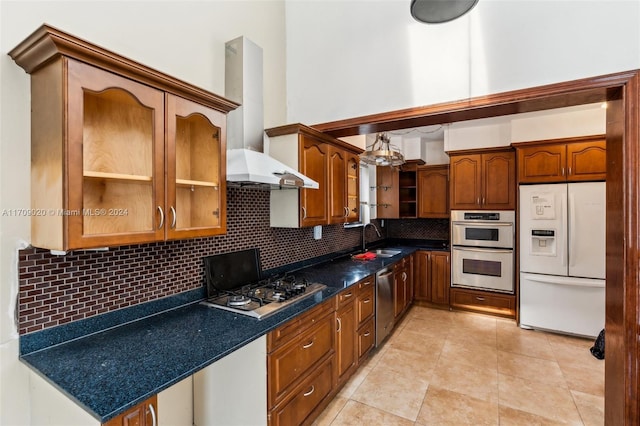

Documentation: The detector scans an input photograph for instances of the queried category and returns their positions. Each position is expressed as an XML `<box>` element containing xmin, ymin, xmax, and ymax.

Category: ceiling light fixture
<box><xmin>360</xmin><ymin>133</ymin><xmax>405</xmax><ymax>167</ymax></box>
<box><xmin>410</xmin><ymin>0</ymin><xmax>479</xmax><ymax>24</ymax></box>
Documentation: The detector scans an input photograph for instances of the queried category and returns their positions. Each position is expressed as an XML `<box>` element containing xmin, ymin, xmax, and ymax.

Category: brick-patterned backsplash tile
<box><xmin>17</xmin><ymin>187</ymin><xmax>379</xmax><ymax>335</ymax></box>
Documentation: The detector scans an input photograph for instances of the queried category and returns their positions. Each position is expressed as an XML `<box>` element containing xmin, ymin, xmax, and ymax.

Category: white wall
<box><xmin>0</xmin><ymin>2</ymin><xmax>287</xmax><ymax>424</ymax></box>
<box><xmin>285</xmin><ymin>0</ymin><xmax>640</xmax><ymax>125</ymax></box>
<box><xmin>444</xmin><ymin>103</ymin><xmax>607</xmax><ymax>151</ymax></box>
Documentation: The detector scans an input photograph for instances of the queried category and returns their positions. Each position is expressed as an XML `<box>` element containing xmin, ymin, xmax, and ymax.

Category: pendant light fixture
<box><xmin>359</xmin><ymin>133</ymin><xmax>405</xmax><ymax>167</ymax></box>
<box><xmin>410</xmin><ymin>0</ymin><xmax>479</xmax><ymax>24</ymax></box>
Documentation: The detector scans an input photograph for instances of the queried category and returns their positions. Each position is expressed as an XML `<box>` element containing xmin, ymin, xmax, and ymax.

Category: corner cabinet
<box><xmin>417</xmin><ymin>165</ymin><xmax>449</xmax><ymax>218</ymax></box>
<box><xmin>513</xmin><ymin>135</ymin><xmax>606</xmax><ymax>183</ymax></box>
<box><xmin>376</xmin><ymin>160</ymin><xmax>425</xmax><ymax>219</ymax></box>
<box><xmin>449</xmin><ymin>149</ymin><xmax>516</xmax><ymax>210</ymax></box>
<box><xmin>267</xmin><ymin>124</ymin><xmax>362</xmax><ymax>227</ymax></box>
<box><xmin>9</xmin><ymin>25</ymin><xmax>236</xmax><ymax>251</ymax></box>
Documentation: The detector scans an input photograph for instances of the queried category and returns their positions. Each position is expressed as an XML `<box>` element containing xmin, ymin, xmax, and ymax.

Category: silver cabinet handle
<box><xmin>344</xmin><ymin>206</ymin><xmax>349</xmax><ymax>217</ymax></box>
<box><xmin>568</xmin><ymin>167</ymin><xmax>572</xmax><ymax>176</ymax></box>
<box><xmin>475</xmin><ymin>296</ymin><xmax>486</xmax><ymax>301</ymax></box>
<box><xmin>477</xmin><ymin>197</ymin><xmax>480</xmax><ymax>205</ymax></box>
<box><xmin>301</xmin><ymin>206</ymin><xmax>307</xmax><ymax>220</ymax></box>
<box><xmin>364</xmin><ymin>331</ymin><xmax>371</xmax><ymax>337</ymax></box>
<box><xmin>363</xmin><ymin>298</ymin><xmax>371</xmax><ymax>304</ymax></box>
<box><xmin>337</xmin><ymin>317</ymin><xmax>342</xmax><ymax>332</ymax></box>
<box><xmin>402</xmin><ymin>272</ymin><xmax>407</xmax><ymax>282</ymax></box>
<box><xmin>148</xmin><ymin>404</ymin><xmax>157</xmax><ymax>426</ymax></box>
<box><xmin>157</xmin><ymin>206</ymin><xmax>164</xmax><ymax>229</ymax></box>
<box><xmin>170</xmin><ymin>206</ymin><xmax>177</xmax><ymax>229</ymax></box>
<box><xmin>562</xmin><ymin>167</ymin><xmax>565</xmax><ymax>176</ymax></box>
<box><xmin>302</xmin><ymin>340</ymin><xmax>314</xmax><ymax>349</ymax></box>
<box><xmin>343</xmin><ymin>292</ymin><xmax>353</xmax><ymax>298</ymax></box>
<box><xmin>303</xmin><ymin>386</ymin><xmax>315</xmax><ymax>397</ymax></box>
<box><xmin>482</xmin><ymin>197</ymin><xmax>485</xmax><ymax>205</ymax></box>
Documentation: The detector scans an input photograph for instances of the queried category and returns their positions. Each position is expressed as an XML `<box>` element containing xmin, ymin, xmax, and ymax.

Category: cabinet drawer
<box><xmin>450</xmin><ymin>288</ymin><xmax>515</xmax><ymax>318</ymax></box>
<box><xmin>267</xmin><ymin>299</ymin><xmax>335</xmax><ymax>351</ymax></box>
<box><xmin>357</xmin><ymin>317</ymin><xmax>375</xmax><ymax>362</ymax></box>
<box><xmin>269</xmin><ymin>358</ymin><xmax>334</xmax><ymax>426</ymax></box>
<box><xmin>356</xmin><ymin>286</ymin><xmax>375</xmax><ymax>325</ymax></box>
<box><xmin>337</xmin><ymin>288</ymin><xmax>357</xmax><ymax>309</ymax></box>
<box><xmin>357</xmin><ymin>276</ymin><xmax>374</xmax><ymax>291</ymax></box>
<box><xmin>268</xmin><ymin>312</ymin><xmax>334</xmax><ymax>406</ymax></box>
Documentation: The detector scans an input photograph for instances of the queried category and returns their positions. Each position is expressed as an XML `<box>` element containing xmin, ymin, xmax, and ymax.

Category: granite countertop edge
<box><xmin>19</xmin><ymin>243</ymin><xmax>447</xmax><ymax>422</ymax></box>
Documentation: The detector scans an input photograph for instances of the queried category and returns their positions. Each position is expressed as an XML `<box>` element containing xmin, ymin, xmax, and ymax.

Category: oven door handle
<box><xmin>452</xmin><ymin>246</ymin><xmax>513</xmax><ymax>254</ymax></box>
<box><xmin>452</xmin><ymin>221</ymin><xmax>513</xmax><ymax>227</ymax></box>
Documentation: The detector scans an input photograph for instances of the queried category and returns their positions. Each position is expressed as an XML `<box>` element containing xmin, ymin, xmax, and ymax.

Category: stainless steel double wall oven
<box><xmin>451</xmin><ymin>210</ymin><xmax>515</xmax><ymax>293</ymax></box>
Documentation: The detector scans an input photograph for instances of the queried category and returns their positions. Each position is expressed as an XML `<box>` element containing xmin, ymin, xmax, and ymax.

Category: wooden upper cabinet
<box><xmin>346</xmin><ymin>152</ymin><xmax>360</xmax><ymax>223</ymax></box>
<box><xmin>567</xmin><ymin>140</ymin><xmax>606</xmax><ymax>181</ymax></box>
<box><xmin>9</xmin><ymin>25</ymin><xmax>236</xmax><ymax>251</ymax></box>
<box><xmin>449</xmin><ymin>149</ymin><xmax>516</xmax><ymax>210</ymax></box>
<box><xmin>449</xmin><ymin>154</ymin><xmax>482</xmax><ymax>210</ymax></box>
<box><xmin>376</xmin><ymin>166</ymin><xmax>400</xmax><ymax>218</ymax></box>
<box><xmin>515</xmin><ymin>135</ymin><xmax>606</xmax><ymax>183</ymax></box>
<box><xmin>166</xmin><ymin>95</ymin><xmax>227</xmax><ymax>240</ymax></box>
<box><xmin>267</xmin><ymin>124</ymin><xmax>362</xmax><ymax>228</ymax></box>
<box><xmin>327</xmin><ymin>146</ymin><xmax>359</xmax><ymax>224</ymax></box>
<box><xmin>66</xmin><ymin>59</ymin><xmax>166</xmax><ymax>250</ymax></box>
<box><xmin>482</xmin><ymin>150</ymin><xmax>516</xmax><ymax>210</ymax></box>
<box><xmin>417</xmin><ymin>165</ymin><xmax>449</xmax><ymax>218</ymax></box>
<box><xmin>300</xmin><ymin>136</ymin><xmax>329</xmax><ymax>227</ymax></box>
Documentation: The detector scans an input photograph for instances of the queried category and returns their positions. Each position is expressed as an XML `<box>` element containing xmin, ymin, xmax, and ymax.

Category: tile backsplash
<box><xmin>17</xmin><ymin>187</ymin><xmax>375</xmax><ymax>335</ymax></box>
<box><xmin>17</xmin><ymin>186</ymin><xmax>449</xmax><ymax>335</ymax></box>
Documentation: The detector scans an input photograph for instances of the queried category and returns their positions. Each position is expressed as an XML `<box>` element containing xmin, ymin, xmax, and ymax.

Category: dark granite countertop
<box><xmin>20</xmin><ymin>244</ymin><xmax>428</xmax><ymax>422</ymax></box>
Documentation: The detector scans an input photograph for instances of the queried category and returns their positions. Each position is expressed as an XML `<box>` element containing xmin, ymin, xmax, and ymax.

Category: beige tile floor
<box><xmin>314</xmin><ymin>305</ymin><xmax>604</xmax><ymax>425</ymax></box>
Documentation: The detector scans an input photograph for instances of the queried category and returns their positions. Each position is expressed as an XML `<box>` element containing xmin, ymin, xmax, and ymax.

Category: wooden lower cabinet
<box><xmin>268</xmin><ymin>358</ymin><xmax>335</xmax><ymax>426</ymax></box>
<box><xmin>335</xmin><ymin>299</ymin><xmax>358</xmax><ymax>386</ymax></box>
<box><xmin>394</xmin><ymin>255</ymin><xmax>413</xmax><ymax>318</ymax></box>
<box><xmin>267</xmin><ymin>274</ymin><xmax>378</xmax><ymax>426</ymax></box>
<box><xmin>357</xmin><ymin>317</ymin><xmax>375</xmax><ymax>361</ymax></box>
<box><xmin>450</xmin><ymin>287</ymin><xmax>516</xmax><ymax>318</ymax></box>
<box><xmin>268</xmin><ymin>311</ymin><xmax>335</xmax><ymax>408</ymax></box>
<box><xmin>267</xmin><ymin>297</ymin><xmax>336</xmax><ymax>426</ymax></box>
<box><xmin>414</xmin><ymin>250</ymin><xmax>450</xmax><ymax>306</ymax></box>
<box><xmin>102</xmin><ymin>395</ymin><xmax>156</xmax><ymax>426</ymax></box>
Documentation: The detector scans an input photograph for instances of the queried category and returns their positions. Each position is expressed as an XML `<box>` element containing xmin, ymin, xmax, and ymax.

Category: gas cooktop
<box><xmin>201</xmin><ymin>274</ymin><xmax>326</xmax><ymax>319</ymax></box>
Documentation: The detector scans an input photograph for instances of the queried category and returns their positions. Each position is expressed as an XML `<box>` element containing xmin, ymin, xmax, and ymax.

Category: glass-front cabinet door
<box><xmin>67</xmin><ymin>59</ymin><xmax>165</xmax><ymax>249</ymax></box>
<box><xmin>166</xmin><ymin>94</ymin><xmax>227</xmax><ymax>239</ymax></box>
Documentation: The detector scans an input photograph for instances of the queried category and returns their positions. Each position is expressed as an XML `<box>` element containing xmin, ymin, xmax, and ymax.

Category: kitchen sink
<box><xmin>371</xmin><ymin>249</ymin><xmax>402</xmax><ymax>258</ymax></box>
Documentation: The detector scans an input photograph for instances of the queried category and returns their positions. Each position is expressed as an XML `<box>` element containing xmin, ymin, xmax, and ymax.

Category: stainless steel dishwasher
<box><xmin>375</xmin><ymin>267</ymin><xmax>395</xmax><ymax>347</ymax></box>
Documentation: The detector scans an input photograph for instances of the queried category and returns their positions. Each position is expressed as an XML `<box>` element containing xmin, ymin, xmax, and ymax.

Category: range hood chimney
<box><xmin>225</xmin><ymin>37</ymin><xmax>318</xmax><ymax>189</ymax></box>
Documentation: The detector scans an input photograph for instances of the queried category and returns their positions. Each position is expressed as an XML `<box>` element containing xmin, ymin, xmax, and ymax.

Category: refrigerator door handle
<box><xmin>569</xmin><ymin>192</ymin><xmax>576</xmax><ymax>268</ymax></box>
<box><xmin>521</xmin><ymin>273</ymin><xmax>605</xmax><ymax>288</ymax></box>
<box><xmin>561</xmin><ymin>191</ymin><xmax>568</xmax><ymax>268</ymax></box>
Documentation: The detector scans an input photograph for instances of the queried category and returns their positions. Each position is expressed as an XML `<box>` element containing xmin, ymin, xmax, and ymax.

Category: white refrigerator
<box><xmin>519</xmin><ymin>182</ymin><xmax>605</xmax><ymax>337</ymax></box>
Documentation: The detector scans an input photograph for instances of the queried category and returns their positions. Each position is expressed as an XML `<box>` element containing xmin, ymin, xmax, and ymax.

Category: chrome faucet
<box><xmin>362</xmin><ymin>223</ymin><xmax>381</xmax><ymax>252</ymax></box>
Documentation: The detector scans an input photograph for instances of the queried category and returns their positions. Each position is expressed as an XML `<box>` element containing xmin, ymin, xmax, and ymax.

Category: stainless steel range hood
<box><xmin>225</xmin><ymin>36</ymin><xmax>318</xmax><ymax>189</ymax></box>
